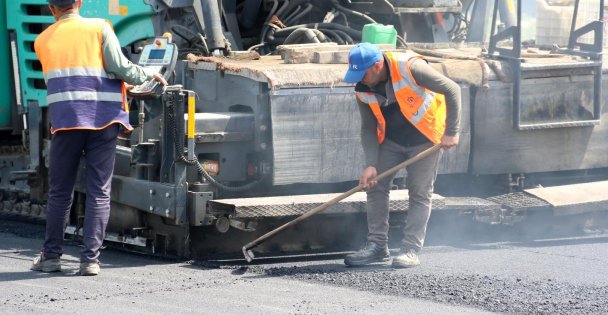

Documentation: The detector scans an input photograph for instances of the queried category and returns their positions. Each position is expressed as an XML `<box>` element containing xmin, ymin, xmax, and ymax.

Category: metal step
<box><xmin>486</xmin><ymin>191</ymin><xmax>551</xmax><ymax>213</ymax></box>
<box><xmin>209</xmin><ymin>190</ymin><xmax>500</xmax><ymax>219</ymax></box>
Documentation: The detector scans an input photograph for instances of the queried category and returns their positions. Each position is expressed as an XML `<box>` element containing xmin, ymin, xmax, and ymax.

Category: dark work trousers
<box><xmin>366</xmin><ymin>140</ymin><xmax>443</xmax><ymax>251</ymax></box>
<box><xmin>42</xmin><ymin>124</ymin><xmax>118</xmax><ymax>263</ymax></box>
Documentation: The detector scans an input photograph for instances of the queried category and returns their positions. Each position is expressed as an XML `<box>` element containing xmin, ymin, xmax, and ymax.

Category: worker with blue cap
<box><xmin>31</xmin><ymin>0</ymin><xmax>166</xmax><ymax>276</ymax></box>
<box><xmin>342</xmin><ymin>42</ymin><xmax>461</xmax><ymax>268</ymax></box>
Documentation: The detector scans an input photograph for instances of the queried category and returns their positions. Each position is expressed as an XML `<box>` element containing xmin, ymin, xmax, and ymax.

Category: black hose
<box><xmin>312</xmin><ymin>29</ymin><xmax>328</xmax><ymax>43</ymax></box>
<box><xmin>259</xmin><ymin>0</ymin><xmax>279</xmax><ymax>46</ymax></box>
<box><xmin>335</xmin><ymin>11</ymin><xmax>349</xmax><ymax>27</ymax></box>
<box><xmin>321</xmin><ymin>29</ymin><xmax>345</xmax><ymax>45</ymax></box>
<box><xmin>273</xmin><ymin>23</ymin><xmax>361</xmax><ymax>40</ymax></box>
<box><xmin>331</xmin><ymin>0</ymin><xmax>376</xmax><ymax>24</ymax></box>
<box><xmin>331</xmin><ymin>29</ymin><xmax>354</xmax><ymax>44</ymax></box>
<box><xmin>275</xmin><ymin>0</ymin><xmax>290</xmax><ymax>20</ymax></box>
<box><xmin>283</xmin><ymin>27</ymin><xmax>321</xmax><ymax>44</ymax></box>
<box><xmin>283</xmin><ymin>5</ymin><xmax>302</xmax><ymax>24</ymax></box>
<box><xmin>170</xmin><ymin>25</ymin><xmax>210</xmax><ymax>56</ymax></box>
<box><xmin>285</xmin><ymin>3</ymin><xmax>313</xmax><ymax>25</ymax></box>
<box><xmin>171</xmin><ymin>25</ymin><xmax>197</xmax><ymax>46</ymax></box>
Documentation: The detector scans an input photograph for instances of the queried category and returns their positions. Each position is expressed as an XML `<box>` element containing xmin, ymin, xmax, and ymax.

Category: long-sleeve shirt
<box><xmin>356</xmin><ymin>55</ymin><xmax>461</xmax><ymax>167</ymax></box>
<box><xmin>60</xmin><ymin>14</ymin><xmax>153</xmax><ymax>85</ymax></box>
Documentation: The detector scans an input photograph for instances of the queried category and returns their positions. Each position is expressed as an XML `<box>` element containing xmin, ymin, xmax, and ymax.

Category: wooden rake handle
<box><xmin>242</xmin><ymin>143</ymin><xmax>442</xmax><ymax>262</ymax></box>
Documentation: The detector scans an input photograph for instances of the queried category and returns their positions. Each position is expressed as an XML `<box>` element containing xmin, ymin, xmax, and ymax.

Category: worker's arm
<box><xmin>409</xmin><ymin>59</ymin><xmax>461</xmax><ymax>148</ymax></box>
<box><xmin>357</xmin><ymin>98</ymin><xmax>380</xmax><ymax>189</ymax></box>
<box><xmin>358</xmin><ymin>98</ymin><xmax>380</xmax><ymax>167</ymax></box>
<box><xmin>101</xmin><ymin>22</ymin><xmax>157</xmax><ymax>85</ymax></box>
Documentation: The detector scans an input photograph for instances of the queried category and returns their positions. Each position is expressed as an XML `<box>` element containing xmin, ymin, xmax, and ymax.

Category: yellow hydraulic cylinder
<box><xmin>187</xmin><ymin>91</ymin><xmax>196</xmax><ymax>160</ymax></box>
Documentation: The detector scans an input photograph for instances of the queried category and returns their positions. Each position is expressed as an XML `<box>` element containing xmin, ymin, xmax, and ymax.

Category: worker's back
<box><xmin>34</xmin><ymin>15</ymin><xmax>129</xmax><ymax>134</ymax></box>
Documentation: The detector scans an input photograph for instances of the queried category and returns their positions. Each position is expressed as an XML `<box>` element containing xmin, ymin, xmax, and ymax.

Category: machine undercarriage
<box><xmin>1</xmin><ymin>0</ymin><xmax>608</xmax><ymax>259</ymax></box>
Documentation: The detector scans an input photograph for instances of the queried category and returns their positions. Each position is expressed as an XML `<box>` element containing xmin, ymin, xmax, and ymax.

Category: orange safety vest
<box><xmin>356</xmin><ymin>51</ymin><xmax>446</xmax><ymax>144</ymax></box>
<box><xmin>34</xmin><ymin>16</ymin><xmax>131</xmax><ymax>134</ymax></box>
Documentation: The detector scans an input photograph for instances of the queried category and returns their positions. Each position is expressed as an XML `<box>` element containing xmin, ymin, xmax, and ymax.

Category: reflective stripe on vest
<box><xmin>356</xmin><ymin>52</ymin><xmax>446</xmax><ymax>144</ymax></box>
<box><xmin>34</xmin><ymin>17</ymin><xmax>131</xmax><ymax>134</ymax></box>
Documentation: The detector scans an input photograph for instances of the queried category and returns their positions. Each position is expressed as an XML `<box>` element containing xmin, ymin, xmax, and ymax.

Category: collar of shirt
<box><xmin>354</xmin><ymin>56</ymin><xmax>395</xmax><ymax>107</ymax></box>
<box><xmin>59</xmin><ymin>13</ymin><xmax>81</xmax><ymax>20</ymax></box>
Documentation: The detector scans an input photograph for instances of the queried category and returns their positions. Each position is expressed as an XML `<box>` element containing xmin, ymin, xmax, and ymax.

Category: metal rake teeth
<box><xmin>242</xmin><ymin>246</ymin><xmax>255</xmax><ymax>263</ymax></box>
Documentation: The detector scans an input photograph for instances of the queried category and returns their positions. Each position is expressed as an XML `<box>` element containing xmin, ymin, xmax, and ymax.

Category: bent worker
<box><xmin>343</xmin><ymin>42</ymin><xmax>460</xmax><ymax>268</ymax></box>
<box><xmin>31</xmin><ymin>0</ymin><xmax>167</xmax><ymax>276</ymax></box>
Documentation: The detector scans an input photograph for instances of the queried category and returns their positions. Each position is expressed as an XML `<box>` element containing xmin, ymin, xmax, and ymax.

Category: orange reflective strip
<box><xmin>357</xmin><ymin>92</ymin><xmax>386</xmax><ymax>143</ymax></box>
<box><xmin>368</xmin><ymin>102</ymin><xmax>386</xmax><ymax>144</ymax></box>
<box><xmin>50</xmin><ymin>121</ymin><xmax>132</xmax><ymax>135</ymax></box>
<box><xmin>122</xmin><ymin>84</ymin><xmax>129</xmax><ymax>112</ymax></box>
<box><xmin>385</xmin><ymin>52</ymin><xmax>403</xmax><ymax>84</ymax></box>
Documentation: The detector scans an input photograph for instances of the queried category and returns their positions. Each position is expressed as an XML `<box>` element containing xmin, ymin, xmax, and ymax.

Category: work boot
<box><xmin>392</xmin><ymin>248</ymin><xmax>420</xmax><ymax>268</ymax></box>
<box><xmin>31</xmin><ymin>255</ymin><xmax>61</xmax><ymax>273</ymax></box>
<box><xmin>344</xmin><ymin>242</ymin><xmax>390</xmax><ymax>266</ymax></box>
<box><xmin>79</xmin><ymin>262</ymin><xmax>100</xmax><ymax>276</ymax></box>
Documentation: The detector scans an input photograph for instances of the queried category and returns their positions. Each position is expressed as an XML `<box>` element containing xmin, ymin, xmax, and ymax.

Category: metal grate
<box><xmin>487</xmin><ymin>191</ymin><xmax>551</xmax><ymax>211</ymax></box>
<box><xmin>218</xmin><ymin>195</ymin><xmax>450</xmax><ymax>219</ymax></box>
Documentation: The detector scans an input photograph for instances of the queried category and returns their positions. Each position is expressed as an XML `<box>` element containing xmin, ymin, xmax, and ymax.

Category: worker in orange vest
<box><xmin>31</xmin><ymin>0</ymin><xmax>166</xmax><ymax>276</ymax></box>
<box><xmin>343</xmin><ymin>42</ymin><xmax>460</xmax><ymax>268</ymax></box>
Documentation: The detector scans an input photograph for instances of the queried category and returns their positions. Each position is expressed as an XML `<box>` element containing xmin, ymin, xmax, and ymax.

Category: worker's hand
<box><xmin>152</xmin><ymin>73</ymin><xmax>168</xmax><ymax>86</ymax></box>
<box><xmin>441</xmin><ymin>134</ymin><xmax>459</xmax><ymax>150</ymax></box>
<box><xmin>359</xmin><ymin>166</ymin><xmax>378</xmax><ymax>191</ymax></box>
<box><xmin>124</xmin><ymin>83</ymin><xmax>135</xmax><ymax>90</ymax></box>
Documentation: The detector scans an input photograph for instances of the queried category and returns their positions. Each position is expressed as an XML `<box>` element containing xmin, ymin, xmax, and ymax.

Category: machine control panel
<box><xmin>128</xmin><ymin>37</ymin><xmax>178</xmax><ymax>99</ymax></box>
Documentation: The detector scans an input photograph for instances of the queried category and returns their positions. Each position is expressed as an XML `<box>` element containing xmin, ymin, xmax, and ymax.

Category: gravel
<box><xmin>0</xmin><ymin>214</ymin><xmax>45</xmax><ymax>239</ymax></box>
<box><xmin>3</xmin><ymin>212</ymin><xmax>607</xmax><ymax>314</ymax></box>
<box><xmin>234</xmin><ymin>264</ymin><xmax>608</xmax><ymax>314</ymax></box>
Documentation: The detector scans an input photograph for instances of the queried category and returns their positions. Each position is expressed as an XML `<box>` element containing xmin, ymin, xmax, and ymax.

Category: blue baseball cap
<box><xmin>48</xmin><ymin>0</ymin><xmax>77</xmax><ymax>5</ymax></box>
<box><xmin>343</xmin><ymin>42</ymin><xmax>382</xmax><ymax>83</ymax></box>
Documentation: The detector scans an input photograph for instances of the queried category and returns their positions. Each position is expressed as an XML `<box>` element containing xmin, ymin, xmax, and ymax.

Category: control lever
<box><xmin>128</xmin><ymin>36</ymin><xmax>178</xmax><ymax>99</ymax></box>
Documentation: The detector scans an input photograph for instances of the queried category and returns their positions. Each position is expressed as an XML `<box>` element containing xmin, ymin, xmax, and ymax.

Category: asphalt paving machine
<box><xmin>1</xmin><ymin>0</ymin><xmax>608</xmax><ymax>258</ymax></box>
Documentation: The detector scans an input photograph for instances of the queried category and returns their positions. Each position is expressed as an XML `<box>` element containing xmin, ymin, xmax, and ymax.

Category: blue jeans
<box><xmin>42</xmin><ymin>124</ymin><xmax>118</xmax><ymax>263</ymax></box>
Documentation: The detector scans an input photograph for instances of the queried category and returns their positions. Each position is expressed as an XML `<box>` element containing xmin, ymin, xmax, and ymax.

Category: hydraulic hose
<box><xmin>330</xmin><ymin>29</ymin><xmax>354</xmax><ymax>44</ymax></box>
<box><xmin>321</xmin><ymin>29</ymin><xmax>345</xmax><ymax>45</ymax></box>
<box><xmin>331</xmin><ymin>0</ymin><xmax>376</xmax><ymax>24</ymax></box>
<box><xmin>283</xmin><ymin>5</ymin><xmax>302</xmax><ymax>23</ymax></box>
<box><xmin>283</xmin><ymin>27</ymin><xmax>326</xmax><ymax>44</ymax></box>
<box><xmin>275</xmin><ymin>0</ymin><xmax>291</xmax><ymax>20</ymax></box>
<box><xmin>284</xmin><ymin>3</ymin><xmax>313</xmax><ymax>25</ymax></box>
<box><xmin>272</xmin><ymin>23</ymin><xmax>361</xmax><ymax>40</ymax></box>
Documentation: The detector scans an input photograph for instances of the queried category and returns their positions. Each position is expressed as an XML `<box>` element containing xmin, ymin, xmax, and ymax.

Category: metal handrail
<box><xmin>486</xmin><ymin>0</ymin><xmax>604</xmax><ymax>130</ymax></box>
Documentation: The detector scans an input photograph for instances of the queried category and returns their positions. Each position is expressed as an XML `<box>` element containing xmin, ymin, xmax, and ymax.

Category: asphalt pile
<box><xmin>244</xmin><ymin>265</ymin><xmax>607</xmax><ymax>314</ymax></box>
